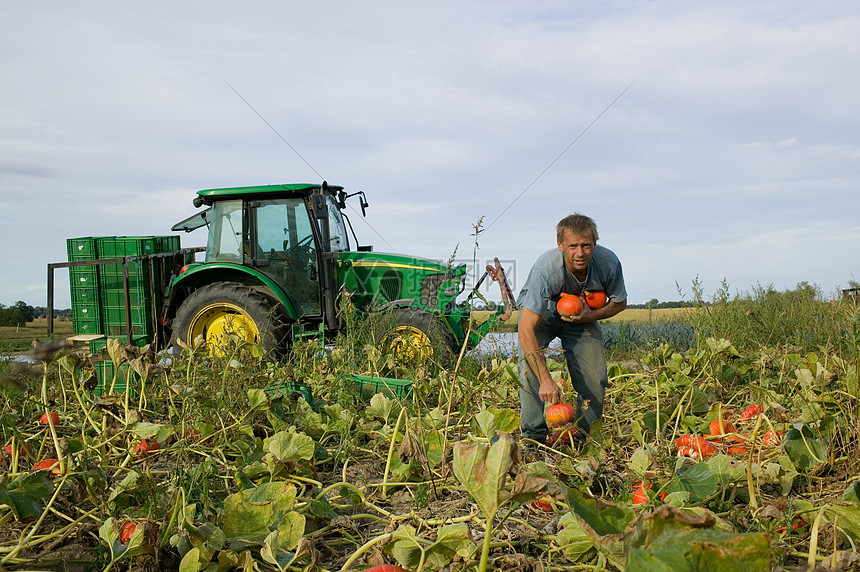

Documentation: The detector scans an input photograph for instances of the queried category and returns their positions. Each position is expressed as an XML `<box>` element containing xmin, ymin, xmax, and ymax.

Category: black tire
<box><xmin>374</xmin><ymin>307</ymin><xmax>455</xmax><ymax>371</ymax></box>
<box><xmin>171</xmin><ymin>282</ymin><xmax>289</xmax><ymax>358</ymax></box>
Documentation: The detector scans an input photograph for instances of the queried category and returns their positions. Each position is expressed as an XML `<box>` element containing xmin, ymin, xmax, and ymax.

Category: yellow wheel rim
<box><xmin>385</xmin><ymin>325</ymin><xmax>434</xmax><ymax>365</ymax></box>
<box><xmin>188</xmin><ymin>303</ymin><xmax>260</xmax><ymax>357</ymax></box>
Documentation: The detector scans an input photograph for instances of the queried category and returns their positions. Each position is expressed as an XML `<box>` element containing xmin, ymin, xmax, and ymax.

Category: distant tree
<box><xmin>0</xmin><ymin>301</ymin><xmax>36</xmax><ymax>326</ymax></box>
<box><xmin>645</xmin><ymin>298</ymin><xmax>659</xmax><ymax>309</ymax></box>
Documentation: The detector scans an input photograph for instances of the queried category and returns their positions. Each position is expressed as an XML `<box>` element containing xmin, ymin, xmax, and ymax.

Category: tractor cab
<box><xmin>169</xmin><ymin>183</ymin><xmax>356</xmax><ymax>350</ymax></box>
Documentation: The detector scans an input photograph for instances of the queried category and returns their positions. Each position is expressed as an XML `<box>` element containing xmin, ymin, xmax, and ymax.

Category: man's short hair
<box><xmin>557</xmin><ymin>213</ymin><xmax>598</xmax><ymax>243</ymax></box>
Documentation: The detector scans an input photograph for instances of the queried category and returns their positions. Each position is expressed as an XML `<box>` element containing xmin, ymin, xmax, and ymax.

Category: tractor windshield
<box><xmin>206</xmin><ymin>200</ymin><xmax>244</xmax><ymax>262</ymax></box>
<box><xmin>327</xmin><ymin>196</ymin><xmax>350</xmax><ymax>251</ymax></box>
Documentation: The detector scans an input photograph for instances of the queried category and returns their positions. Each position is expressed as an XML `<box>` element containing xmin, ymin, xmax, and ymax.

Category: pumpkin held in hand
<box><xmin>584</xmin><ymin>290</ymin><xmax>608</xmax><ymax>309</ymax></box>
<box><xmin>557</xmin><ymin>293</ymin><xmax>583</xmax><ymax>316</ymax></box>
<box><xmin>545</xmin><ymin>402</ymin><xmax>575</xmax><ymax>428</ymax></box>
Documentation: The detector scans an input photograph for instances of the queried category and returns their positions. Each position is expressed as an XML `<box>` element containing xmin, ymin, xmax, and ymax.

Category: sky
<box><xmin>2</xmin><ymin>1</ymin><xmax>859</xmax><ymax>310</ymax></box>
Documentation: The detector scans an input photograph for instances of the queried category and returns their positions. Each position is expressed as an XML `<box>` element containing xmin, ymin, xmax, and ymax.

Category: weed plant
<box><xmin>690</xmin><ymin>278</ymin><xmax>856</xmax><ymax>354</ymax></box>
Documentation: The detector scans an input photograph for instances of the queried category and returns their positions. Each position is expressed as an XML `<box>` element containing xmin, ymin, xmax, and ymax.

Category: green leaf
<box><xmin>666</xmin><ymin>462</ymin><xmax>719</xmax><ymax>504</ymax></box>
<box><xmin>689</xmin><ymin>387</ymin><xmax>710</xmax><ymax>414</ymax></box>
<box><xmin>784</xmin><ymin>424</ymin><xmax>827</xmax><ymax>472</ymax></box>
<box><xmin>130</xmin><ymin>422</ymin><xmax>174</xmax><ymax>445</ymax></box>
<box><xmin>452</xmin><ymin>432</ymin><xmax>517</xmax><ymax>519</ymax></box>
<box><xmin>825</xmin><ymin>504</ymin><xmax>860</xmax><ymax>544</ymax></box>
<box><xmin>220</xmin><ymin>482</ymin><xmax>305</xmax><ymax>551</ymax></box>
<box><xmin>631</xmin><ymin>419</ymin><xmax>645</xmax><ymax>447</ymax></box>
<box><xmin>566</xmin><ymin>489</ymin><xmax>635</xmax><ymax>536</ymax></box>
<box><xmin>367</xmin><ymin>393</ymin><xmax>397</xmax><ymax>423</ymax></box>
<box><xmin>264</xmin><ymin>428</ymin><xmax>315</xmax><ymax>463</ymax></box>
<box><xmin>472</xmin><ymin>408</ymin><xmax>495</xmax><ymax>439</ymax></box>
<box><xmin>488</xmin><ymin>407</ymin><xmax>519</xmax><ymax>433</ymax></box>
<box><xmin>0</xmin><ymin>473</ymin><xmax>54</xmax><ymax>520</ymax></box>
<box><xmin>844</xmin><ymin>480</ymin><xmax>860</xmax><ymax>506</ymax></box>
<box><xmin>625</xmin><ymin>506</ymin><xmax>772</xmax><ymax>572</ymax></box>
<box><xmin>627</xmin><ymin>548</ymin><xmax>678</xmax><ymax>572</ymax></box>
<box><xmin>557</xmin><ymin>512</ymin><xmax>598</xmax><ymax>562</ymax></box>
<box><xmin>388</xmin><ymin>523</ymin><xmax>474</xmax><ymax>570</ymax></box>
<box><xmin>642</xmin><ymin>411</ymin><xmax>669</xmax><ymax>434</ymax></box>
<box><xmin>247</xmin><ymin>388</ymin><xmax>269</xmax><ymax>411</ymax></box>
<box><xmin>179</xmin><ymin>546</ymin><xmax>203</xmax><ymax>572</ymax></box>
<box><xmin>706</xmin><ymin>454</ymin><xmax>746</xmax><ymax>489</ymax></box>
<box><xmin>627</xmin><ymin>447</ymin><xmax>651</xmax><ymax>477</ymax></box>
<box><xmin>260</xmin><ymin>530</ymin><xmax>296</xmax><ymax>571</ymax></box>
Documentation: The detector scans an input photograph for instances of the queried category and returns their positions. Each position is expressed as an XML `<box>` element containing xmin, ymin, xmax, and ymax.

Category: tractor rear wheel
<box><xmin>375</xmin><ymin>307</ymin><xmax>455</xmax><ymax>372</ymax></box>
<box><xmin>171</xmin><ymin>282</ymin><xmax>288</xmax><ymax>358</ymax></box>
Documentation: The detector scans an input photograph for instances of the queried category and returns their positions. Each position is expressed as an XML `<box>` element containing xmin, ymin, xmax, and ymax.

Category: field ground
<box><xmin>1</xmin><ymin>292</ymin><xmax>858</xmax><ymax>571</ymax></box>
<box><xmin>0</xmin><ymin>318</ymin><xmax>73</xmax><ymax>353</ymax></box>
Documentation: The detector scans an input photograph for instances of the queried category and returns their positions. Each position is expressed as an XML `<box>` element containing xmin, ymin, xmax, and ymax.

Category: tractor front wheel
<box><xmin>171</xmin><ymin>282</ymin><xmax>288</xmax><ymax>358</ymax></box>
<box><xmin>375</xmin><ymin>307</ymin><xmax>455</xmax><ymax>372</ymax></box>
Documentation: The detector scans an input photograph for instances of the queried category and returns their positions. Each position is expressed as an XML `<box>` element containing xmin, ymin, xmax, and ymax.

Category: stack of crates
<box><xmin>67</xmin><ymin>237</ymin><xmax>105</xmax><ymax>335</ymax></box>
<box><xmin>96</xmin><ymin>236</ymin><xmax>159</xmax><ymax>337</ymax></box>
<box><xmin>89</xmin><ymin>335</ymin><xmax>151</xmax><ymax>395</ymax></box>
<box><xmin>67</xmin><ymin>235</ymin><xmax>182</xmax><ymax>393</ymax></box>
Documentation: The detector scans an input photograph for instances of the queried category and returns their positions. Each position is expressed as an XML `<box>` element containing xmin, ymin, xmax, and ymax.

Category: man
<box><xmin>517</xmin><ymin>213</ymin><xmax>627</xmax><ymax>446</ymax></box>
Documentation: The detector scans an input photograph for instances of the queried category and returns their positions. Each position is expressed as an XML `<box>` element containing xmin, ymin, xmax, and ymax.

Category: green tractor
<box><xmin>164</xmin><ymin>181</ymin><xmax>514</xmax><ymax>363</ymax></box>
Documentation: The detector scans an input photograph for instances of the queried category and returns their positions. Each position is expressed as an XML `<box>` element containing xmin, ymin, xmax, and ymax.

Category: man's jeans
<box><xmin>518</xmin><ymin>312</ymin><xmax>608</xmax><ymax>443</ymax></box>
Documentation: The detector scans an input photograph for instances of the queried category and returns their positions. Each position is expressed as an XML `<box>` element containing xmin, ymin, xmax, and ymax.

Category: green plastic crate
<box><xmin>101</xmin><ymin>293</ymin><xmax>155</xmax><ymax>337</ymax></box>
<box><xmin>346</xmin><ymin>373</ymin><xmax>412</xmax><ymax>401</ymax></box>
<box><xmin>96</xmin><ymin>236</ymin><xmax>158</xmax><ymax>258</ymax></box>
<box><xmin>71</xmin><ymin>286</ymin><xmax>99</xmax><ymax>305</ymax></box>
<box><xmin>264</xmin><ymin>380</ymin><xmax>320</xmax><ymax>410</ymax></box>
<box><xmin>67</xmin><ymin>237</ymin><xmax>100</xmax><ymax>261</ymax></box>
<box><xmin>155</xmin><ymin>235</ymin><xmax>181</xmax><ymax>253</ymax></box>
<box><xmin>72</xmin><ymin>316</ymin><xmax>102</xmax><ymax>335</ymax></box>
<box><xmin>69</xmin><ymin>265</ymin><xmax>99</xmax><ymax>289</ymax></box>
<box><xmin>93</xmin><ymin>360</ymin><xmax>138</xmax><ymax>396</ymax></box>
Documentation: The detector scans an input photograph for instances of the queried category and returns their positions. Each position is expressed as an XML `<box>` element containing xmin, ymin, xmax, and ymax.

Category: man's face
<box><xmin>557</xmin><ymin>229</ymin><xmax>596</xmax><ymax>275</ymax></box>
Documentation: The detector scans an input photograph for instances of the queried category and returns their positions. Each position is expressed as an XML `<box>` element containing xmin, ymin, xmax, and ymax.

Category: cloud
<box><xmin>1</xmin><ymin>1</ymin><xmax>859</xmax><ymax>308</ymax></box>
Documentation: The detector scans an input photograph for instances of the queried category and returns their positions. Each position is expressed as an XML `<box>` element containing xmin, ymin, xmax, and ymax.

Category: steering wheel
<box><xmin>287</xmin><ymin>235</ymin><xmax>314</xmax><ymax>267</ymax></box>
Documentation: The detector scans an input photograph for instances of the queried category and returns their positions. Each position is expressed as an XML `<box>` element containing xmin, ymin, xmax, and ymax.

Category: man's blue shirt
<box><xmin>517</xmin><ymin>245</ymin><xmax>627</xmax><ymax>315</ymax></box>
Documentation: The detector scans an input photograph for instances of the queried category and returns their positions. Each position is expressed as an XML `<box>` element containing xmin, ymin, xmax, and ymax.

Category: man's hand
<box><xmin>539</xmin><ymin>377</ymin><xmax>563</xmax><ymax>404</ymax></box>
<box><xmin>561</xmin><ymin>299</ymin><xmax>627</xmax><ymax>323</ymax></box>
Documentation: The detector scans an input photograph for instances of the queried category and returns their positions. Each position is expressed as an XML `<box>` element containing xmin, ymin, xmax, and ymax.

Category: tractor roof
<box><xmin>196</xmin><ymin>183</ymin><xmax>344</xmax><ymax>200</ymax></box>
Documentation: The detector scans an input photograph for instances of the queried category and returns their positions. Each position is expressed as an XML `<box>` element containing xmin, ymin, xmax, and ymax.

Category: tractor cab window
<box><xmin>252</xmin><ymin>198</ymin><xmax>320</xmax><ymax>316</ymax></box>
<box><xmin>206</xmin><ymin>200</ymin><xmax>244</xmax><ymax>262</ymax></box>
<box><xmin>327</xmin><ymin>196</ymin><xmax>350</xmax><ymax>251</ymax></box>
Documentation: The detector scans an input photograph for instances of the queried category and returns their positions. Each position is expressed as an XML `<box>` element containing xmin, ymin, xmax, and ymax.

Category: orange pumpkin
<box><xmin>529</xmin><ymin>498</ymin><xmax>554</xmax><ymax>512</ymax></box>
<box><xmin>133</xmin><ymin>438</ymin><xmax>160</xmax><ymax>457</ymax></box>
<box><xmin>557</xmin><ymin>293</ymin><xmax>583</xmax><ymax>316</ymax></box>
<box><xmin>739</xmin><ymin>404</ymin><xmax>764</xmax><ymax>421</ymax></box>
<box><xmin>120</xmin><ymin>521</ymin><xmax>137</xmax><ymax>544</ymax></box>
<box><xmin>32</xmin><ymin>458</ymin><xmax>63</xmax><ymax>478</ymax></box>
<box><xmin>632</xmin><ymin>482</ymin><xmax>650</xmax><ymax>504</ymax></box>
<box><xmin>584</xmin><ymin>290</ymin><xmax>608</xmax><ymax>309</ymax></box>
<box><xmin>761</xmin><ymin>430</ymin><xmax>782</xmax><ymax>447</ymax></box>
<box><xmin>675</xmin><ymin>434</ymin><xmax>695</xmax><ymax>450</ymax></box>
<box><xmin>709</xmin><ymin>419</ymin><xmax>735</xmax><ymax>436</ymax></box>
<box><xmin>546</xmin><ymin>422</ymin><xmax>578</xmax><ymax>447</ymax></box>
<box><xmin>690</xmin><ymin>436</ymin><xmax>720</xmax><ymax>459</ymax></box>
<box><xmin>545</xmin><ymin>402</ymin><xmax>575</xmax><ymax>428</ymax></box>
<box><xmin>725</xmin><ymin>434</ymin><xmax>751</xmax><ymax>456</ymax></box>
